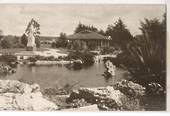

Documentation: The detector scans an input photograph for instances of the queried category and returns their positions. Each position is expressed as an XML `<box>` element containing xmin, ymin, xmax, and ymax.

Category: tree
<box><xmin>0</xmin><ymin>30</ymin><xmax>3</xmax><ymax>40</ymax></box>
<box><xmin>21</xmin><ymin>34</ymin><xmax>28</xmax><ymax>47</ymax></box>
<box><xmin>98</xmin><ymin>29</ymin><xmax>106</xmax><ymax>36</ymax></box>
<box><xmin>56</xmin><ymin>32</ymin><xmax>67</xmax><ymax>48</ymax></box>
<box><xmin>11</xmin><ymin>36</ymin><xmax>24</xmax><ymax>48</ymax></box>
<box><xmin>74</xmin><ymin>22</ymin><xmax>98</xmax><ymax>33</ymax></box>
<box><xmin>51</xmin><ymin>42</ymin><xmax>56</xmax><ymax>48</ymax></box>
<box><xmin>106</xmin><ymin>18</ymin><xmax>133</xmax><ymax>50</ymax></box>
<box><xmin>35</xmin><ymin>37</ymin><xmax>41</xmax><ymax>48</ymax></box>
<box><xmin>115</xmin><ymin>15</ymin><xmax>166</xmax><ymax>88</ymax></box>
<box><xmin>1</xmin><ymin>38</ymin><xmax>11</xmax><ymax>48</ymax></box>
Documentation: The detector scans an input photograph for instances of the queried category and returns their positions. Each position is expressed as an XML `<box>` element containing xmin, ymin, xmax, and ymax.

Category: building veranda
<box><xmin>67</xmin><ymin>30</ymin><xmax>111</xmax><ymax>50</ymax></box>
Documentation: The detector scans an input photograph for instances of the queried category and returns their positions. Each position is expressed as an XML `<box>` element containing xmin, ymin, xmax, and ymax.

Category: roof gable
<box><xmin>67</xmin><ymin>30</ymin><xmax>110</xmax><ymax>40</ymax></box>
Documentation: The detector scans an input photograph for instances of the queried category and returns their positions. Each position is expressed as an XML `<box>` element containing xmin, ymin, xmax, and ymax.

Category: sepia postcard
<box><xmin>0</xmin><ymin>0</ymin><xmax>168</xmax><ymax>112</ymax></box>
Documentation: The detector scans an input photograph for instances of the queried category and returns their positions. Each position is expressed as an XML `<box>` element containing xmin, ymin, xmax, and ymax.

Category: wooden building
<box><xmin>67</xmin><ymin>30</ymin><xmax>111</xmax><ymax>50</ymax></box>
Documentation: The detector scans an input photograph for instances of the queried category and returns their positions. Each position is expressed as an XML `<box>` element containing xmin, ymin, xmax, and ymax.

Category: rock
<box><xmin>103</xmin><ymin>60</ymin><xmax>116</xmax><ymax>78</ymax></box>
<box><xmin>67</xmin><ymin>80</ymin><xmax>146</xmax><ymax>111</ymax></box>
<box><xmin>69</xmin><ymin>98</ymin><xmax>91</xmax><ymax>108</ymax></box>
<box><xmin>67</xmin><ymin>87</ymin><xmax>123</xmax><ymax>110</ymax></box>
<box><xmin>0</xmin><ymin>80</ymin><xmax>58</xmax><ymax>111</ymax></box>
<box><xmin>113</xmin><ymin>79</ymin><xmax>146</xmax><ymax>98</ymax></box>
<box><xmin>0</xmin><ymin>64</ymin><xmax>16</xmax><ymax>75</ymax></box>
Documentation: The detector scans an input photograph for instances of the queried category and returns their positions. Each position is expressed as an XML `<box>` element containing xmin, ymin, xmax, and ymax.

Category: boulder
<box><xmin>0</xmin><ymin>80</ymin><xmax>58</xmax><ymax>111</ymax></box>
<box><xmin>113</xmin><ymin>79</ymin><xmax>146</xmax><ymax>98</ymax></box>
<box><xmin>0</xmin><ymin>64</ymin><xmax>16</xmax><ymax>75</ymax></box>
<box><xmin>103</xmin><ymin>60</ymin><xmax>116</xmax><ymax>78</ymax></box>
<box><xmin>67</xmin><ymin>80</ymin><xmax>146</xmax><ymax>111</ymax></box>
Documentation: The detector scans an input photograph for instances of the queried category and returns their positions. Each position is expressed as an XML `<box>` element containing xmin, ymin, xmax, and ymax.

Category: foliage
<box><xmin>27</xmin><ymin>57</ymin><xmax>37</xmax><ymax>62</ymax></box>
<box><xmin>74</xmin><ymin>22</ymin><xmax>98</xmax><ymax>33</ymax></box>
<box><xmin>11</xmin><ymin>36</ymin><xmax>24</xmax><ymax>48</ymax></box>
<box><xmin>51</xmin><ymin>42</ymin><xmax>56</xmax><ymax>48</ymax></box>
<box><xmin>0</xmin><ymin>55</ymin><xmax>17</xmax><ymax>63</ymax></box>
<box><xmin>0</xmin><ymin>30</ymin><xmax>3</xmax><ymax>40</ymax></box>
<box><xmin>100</xmin><ymin>47</ymin><xmax>115</xmax><ymax>55</ymax></box>
<box><xmin>35</xmin><ymin>37</ymin><xmax>41</xmax><ymax>48</ymax></box>
<box><xmin>67</xmin><ymin>51</ymin><xmax>81</xmax><ymax>60</ymax></box>
<box><xmin>81</xmin><ymin>52</ymin><xmax>95</xmax><ymax>66</ymax></box>
<box><xmin>113</xmin><ymin>16</ymin><xmax>166</xmax><ymax>88</ymax></box>
<box><xmin>0</xmin><ymin>35</ymin><xmax>24</xmax><ymax>49</ymax></box>
<box><xmin>0</xmin><ymin>38</ymin><xmax>12</xmax><ymax>48</ymax></box>
<box><xmin>98</xmin><ymin>29</ymin><xmax>106</xmax><ymax>36</ymax></box>
<box><xmin>69</xmin><ymin>40</ymin><xmax>83</xmax><ymax>50</ymax></box>
<box><xmin>34</xmin><ymin>55</ymin><xmax>46</xmax><ymax>60</ymax></box>
<box><xmin>27</xmin><ymin>55</ymin><xmax>57</xmax><ymax>61</ymax></box>
<box><xmin>56</xmin><ymin>32</ymin><xmax>67</xmax><ymax>48</ymax></box>
<box><xmin>106</xmin><ymin>18</ymin><xmax>133</xmax><ymax>50</ymax></box>
<box><xmin>67</xmin><ymin>51</ymin><xmax>94</xmax><ymax>67</ymax></box>
<box><xmin>21</xmin><ymin>34</ymin><xmax>28</xmax><ymax>47</ymax></box>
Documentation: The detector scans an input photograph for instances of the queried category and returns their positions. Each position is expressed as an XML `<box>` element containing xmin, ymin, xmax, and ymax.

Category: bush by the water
<box><xmin>27</xmin><ymin>55</ymin><xmax>60</xmax><ymax>62</ymax></box>
<box><xmin>67</xmin><ymin>51</ymin><xmax>95</xmax><ymax>67</ymax></box>
<box><xmin>27</xmin><ymin>57</ymin><xmax>37</xmax><ymax>62</ymax></box>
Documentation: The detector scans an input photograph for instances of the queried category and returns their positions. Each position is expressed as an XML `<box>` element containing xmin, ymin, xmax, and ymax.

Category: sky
<box><xmin>0</xmin><ymin>4</ymin><xmax>166</xmax><ymax>36</ymax></box>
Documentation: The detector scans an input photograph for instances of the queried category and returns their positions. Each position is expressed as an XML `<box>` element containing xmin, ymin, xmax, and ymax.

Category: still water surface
<box><xmin>3</xmin><ymin>63</ymin><xmax>125</xmax><ymax>90</ymax></box>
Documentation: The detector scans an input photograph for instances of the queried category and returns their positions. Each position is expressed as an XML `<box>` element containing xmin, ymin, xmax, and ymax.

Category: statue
<box><xmin>24</xmin><ymin>19</ymin><xmax>40</xmax><ymax>51</ymax></box>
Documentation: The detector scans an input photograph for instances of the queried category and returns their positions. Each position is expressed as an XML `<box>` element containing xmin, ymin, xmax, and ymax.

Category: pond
<box><xmin>1</xmin><ymin>63</ymin><xmax>126</xmax><ymax>90</ymax></box>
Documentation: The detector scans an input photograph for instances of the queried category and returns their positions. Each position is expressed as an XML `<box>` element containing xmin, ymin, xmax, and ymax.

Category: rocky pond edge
<box><xmin>1</xmin><ymin>78</ymin><xmax>161</xmax><ymax>111</ymax></box>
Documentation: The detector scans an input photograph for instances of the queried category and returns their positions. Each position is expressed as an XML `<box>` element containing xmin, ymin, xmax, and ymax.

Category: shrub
<box><xmin>67</xmin><ymin>51</ymin><xmax>94</xmax><ymax>67</ymax></box>
<box><xmin>47</xmin><ymin>56</ymin><xmax>55</xmax><ymax>61</ymax></box>
<box><xmin>51</xmin><ymin>42</ymin><xmax>56</xmax><ymax>48</ymax></box>
<box><xmin>35</xmin><ymin>55</ymin><xmax>45</xmax><ymax>60</ymax></box>
<box><xmin>112</xmin><ymin>17</ymin><xmax>166</xmax><ymax>90</ymax></box>
<box><xmin>21</xmin><ymin>34</ymin><xmax>28</xmax><ymax>47</ymax></box>
<box><xmin>100</xmin><ymin>47</ymin><xmax>115</xmax><ymax>55</ymax></box>
<box><xmin>55</xmin><ymin>32</ymin><xmax>68</xmax><ymax>48</ymax></box>
<box><xmin>67</xmin><ymin>51</ymin><xmax>81</xmax><ymax>60</ymax></box>
<box><xmin>27</xmin><ymin>57</ymin><xmax>37</xmax><ymax>62</ymax></box>
<box><xmin>0</xmin><ymin>55</ymin><xmax>17</xmax><ymax>63</ymax></box>
<box><xmin>80</xmin><ymin>52</ymin><xmax>94</xmax><ymax>66</ymax></box>
<box><xmin>0</xmin><ymin>39</ymin><xmax>12</xmax><ymax>48</ymax></box>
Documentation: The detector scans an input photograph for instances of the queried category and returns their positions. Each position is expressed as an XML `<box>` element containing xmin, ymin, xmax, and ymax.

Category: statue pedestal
<box><xmin>26</xmin><ymin>46</ymin><xmax>36</xmax><ymax>51</ymax></box>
